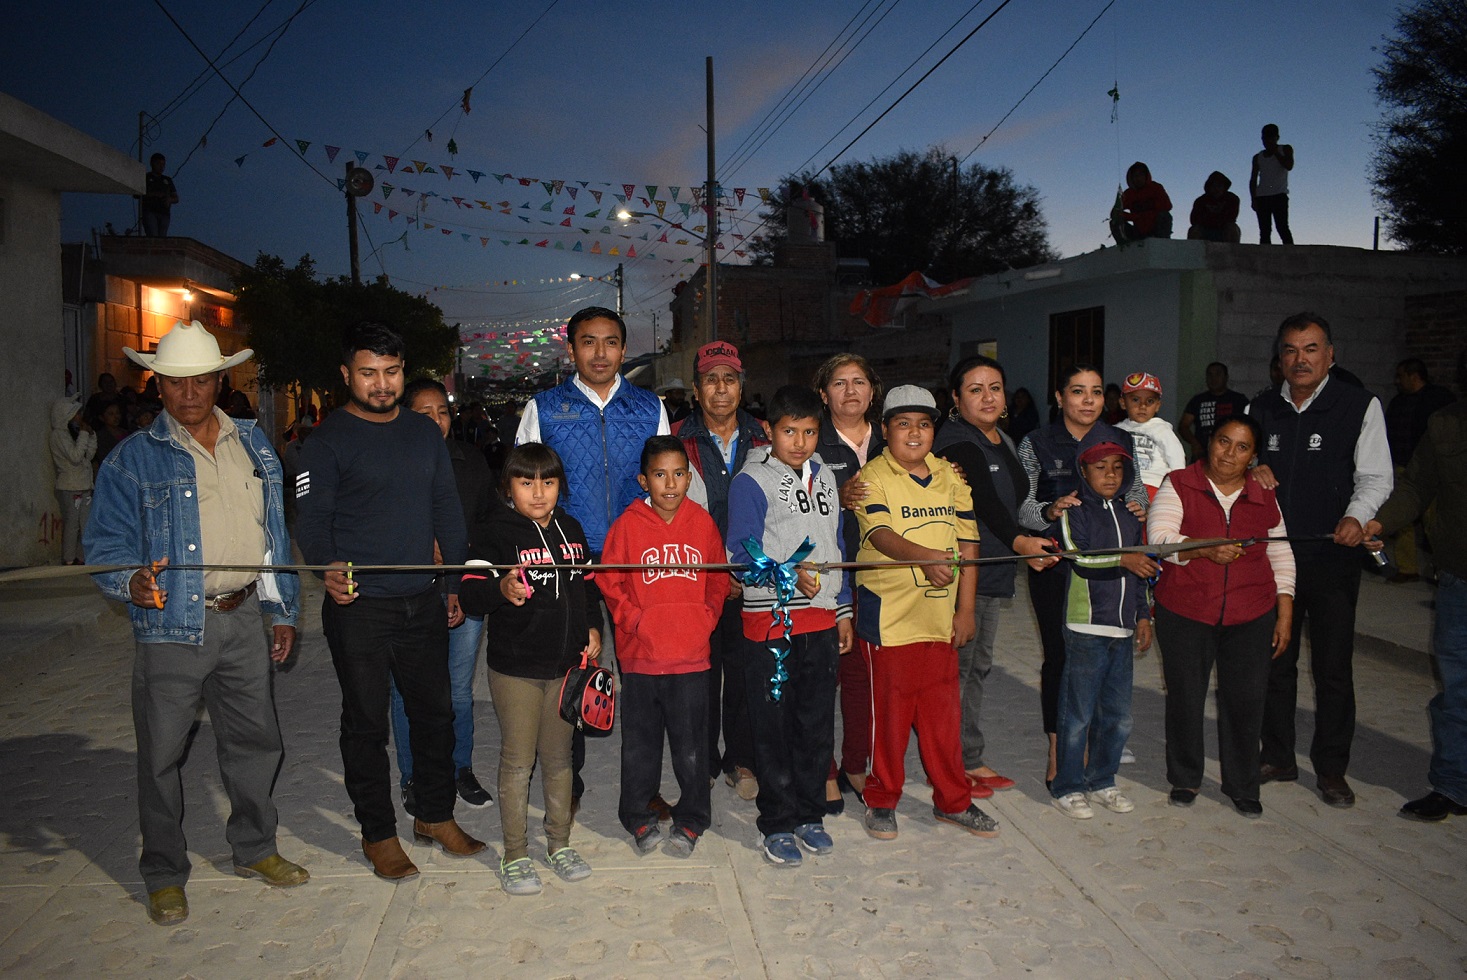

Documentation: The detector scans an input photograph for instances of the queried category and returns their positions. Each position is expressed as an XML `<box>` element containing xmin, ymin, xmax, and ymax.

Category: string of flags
<box><xmin>456</xmin><ymin>321</ymin><xmax>571</xmax><ymax>381</ymax></box>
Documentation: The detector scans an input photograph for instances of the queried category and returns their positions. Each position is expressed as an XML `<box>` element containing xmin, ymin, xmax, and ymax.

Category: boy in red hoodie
<box><xmin>600</xmin><ymin>435</ymin><xmax>730</xmax><ymax>856</ymax></box>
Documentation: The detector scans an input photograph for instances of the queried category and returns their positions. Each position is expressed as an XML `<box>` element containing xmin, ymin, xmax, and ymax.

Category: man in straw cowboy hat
<box><xmin>84</xmin><ymin>319</ymin><xmax>306</xmax><ymax>926</ymax></box>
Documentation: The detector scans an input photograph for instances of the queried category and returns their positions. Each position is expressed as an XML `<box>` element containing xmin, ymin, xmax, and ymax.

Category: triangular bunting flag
<box><xmin>468</xmin><ymin>170</ymin><xmax>483</xmax><ymax>182</ymax></box>
<box><xmin>423</xmin><ymin>165</ymin><xmax>437</xmax><ymax>174</ymax></box>
<box><xmin>554</xmin><ymin>241</ymin><xmax>565</xmax><ymax>250</ymax></box>
<box><xmin>572</xmin><ymin>241</ymin><xmax>584</xmax><ymax>252</ymax></box>
<box><xmin>567</xmin><ymin>187</ymin><xmax>578</xmax><ymax>200</ymax></box>
<box><xmin>388</xmin><ymin>209</ymin><xmax>398</xmax><ymax>220</ymax></box>
<box><xmin>441</xmin><ymin>165</ymin><xmax>455</xmax><ymax>180</ymax></box>
<box><xmin>336</xmin><ymin>178</ymin><xmax>346</xmax><ymax>191</ymax></box>
<box><xmin>540</xmin><ymin>201</ymin><xmax>552</xmax><ymax>212</ymax></box>
<box><xmin>381</xmin><ymin>184</ymin><xmax>394</xmax><ymax>198</ymax></box>
<box><xmin>518</xmin><ymin>177</ymin><xmax>533</xmax><ymax>186</ymax></box>
<box><xmin>563</xmin><ymin>205</ymin><xmax>576</xmax><ymax>215</ymax></box>
<box><xmin>262</xmin><ymin>137</ymin><xmax>278</xmax><ymax>147</ymax></box>
<box><xmin>591</xmin><ymin>242</ymin><xmax>602</xmax><ymax>254</ymax></box>
<box><xmin>758</xmin><ymin>187</ymin><xmax>771</xmax><ymax>202</ymax></box>
<box><xmin>414</xmin><ymin>161</ymin><xmax>428</xmax><ymax>173</ymax></box>
<box><xmin>657</xmin><ymin>232</ymin><xmax>668</xmax><ymax>243</ymax></box>
<box><xmin>372</xmin><ymin>202</ymin><xmax>382</xmax><ymax>213</ymax></box>
<box><xmin>461</xmin><ymin>233</ymin><xmax>470</xmax><ymax>241</ymax></box>
<box><xmin>591</xmin><ymin>190</ymin><xmax>602</xmax><ymax>203</ymax></box>
<box><xmin>622</xmin><ymin>184</ymin><xmax>635</xmax><ymax>198</ymax></box>
<box><xmin>384</xmin><ymin>156</ymin><xmax>399</xmax><ymax>173</ymax></box>
<box><xmin>680</xmin><ymin>203</ymin><xmax>691</xmax><ymax>217</ymax></box>
<box><xmin>442</xmin><ymin>228</ymin><xmax>451</xmax><ymax>235</ymax></box>
<box><xmin>295</xmin><ymin>140</ymin><xmax>311</xmax><ymax>154</ymax></box>
<box><xmin>493</xmin><ymin>174</ymin><xmax>507</xmax><ymax>184</ymax></box>
<box><xmin>645</xmin><ymin>185</ymin><xmax>658</xmax><ymax>200</ymax></box>
<box><xmin>480</xmin><ymin>237</ymin><xmax>488</xmax><ymax>246</ymax></box>
<box><xmin>354</xmin><ymin>150</ymin><xmax>369</xmax><ymax>163</ymax></box>
<box><xmin>552</xmin><ymin>180</ymin><xmax>564</xmax><ymax>194</ymax></box>
<box><xmin>735</xmin><ymin>188</ymin><xmax>746</xmax><ymax>205</ymax></box>
<box><xmin>627</xmin><ymin>246</ymin><xmax>637</xmax><ymax>257</ymax></box>
<box><xmin>586</xmin><ymin>209</ymin><xmax>600</xmax><ymax>219</ymax></box>
<box><xmin>560</xmin><ymin>218</ymin><xmax>572</xmax><ymax>226</ymax></box>
<box><xmin>656</xmin><ymin>200</ymin><xmax>667</xmax><ymax>216</ymax></box>
<box><xmin>609</xmin><ymin>246</ymin><xmax>620</xmax><ymax>256</ymax></box>
<box><xmin>535</xmin><ymin>240</ymin><xmax>548</xmax><ymax>247</ymax></box>
<box><xmin>423</xmin><ymin>222</ymin><xmax>435</xmax><ymax>230</ymax></box>
<box><xmin>234</xmin><ymin>155</ymin><xmax>247</xmax><ymax>167</ymax></box>
<box><xmin>669</xmin><ymin>186</ymin><xmax>680</xmax><ymax>200</ymax></box>
<box><xmin>325</xmin><ymin>145</ymin><xmax>341</xmax><ymax>163</ymax></box>
<box><xmin>541</xmin><ymin>181</ymin><xmax>555</xmax><ymax>195</ymax></box>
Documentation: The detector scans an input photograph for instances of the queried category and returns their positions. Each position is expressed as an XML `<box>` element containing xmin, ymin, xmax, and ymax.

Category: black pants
<box><xmin>1157</xmin><ymin>605</ymin><xmax>1276</xmax><ymax>800</ymax></box>
<box><xmin>618</xmin><ymin>671</ymin><xmax>712</xmax><ymax>837</ymax></box>
<box><xmin>742</xmin><ymin>627</ymin><xmax>839</xmax><ymax>836</ymax></box>
<box><xmin>1029</xmin><ymin>565</ymin><xmax>1069</xmax><ymax>734</ymax></box>
<box><xmin>1255</xmin><ymin>193</ymin><xmax>1292</xmax><ymax>244</ymax></box>
<box><xmin>708</xmin><ymin>599</ymin><xmax>755</xmax><ymax>777</ymax></box>
<box><xmin>1262</xmin><ymin>560</ymin><xmax>1360</xmax><ymax>777</ymax></box>
<box><xmin>322</xmin><ymin>589</ymin><xmax>455</xmax><ymax>842</ymax></box>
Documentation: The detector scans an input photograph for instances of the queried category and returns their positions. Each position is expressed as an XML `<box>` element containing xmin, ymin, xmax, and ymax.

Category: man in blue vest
<box><xmin>517</xmin><ymin>305</ymin><xmax>669</xmax><ymax>803</ymax></box>
<box><xmin>1249</xmin><ymin>312</ymin><xmax>1393</xmax><ymax>809</ymax></box>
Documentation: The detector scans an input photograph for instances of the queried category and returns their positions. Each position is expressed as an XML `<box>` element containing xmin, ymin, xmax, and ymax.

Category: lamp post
<box><xmin>569</xmin><ymin>263</ymin><xmax>623</xmax><ymax>316</ymax></box>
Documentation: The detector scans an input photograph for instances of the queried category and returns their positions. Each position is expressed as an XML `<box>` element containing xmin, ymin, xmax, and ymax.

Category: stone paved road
<box><xmin>0</xmin><ymin>573</ymin><xmax>1462</xmax><ymax>978</ymax></box>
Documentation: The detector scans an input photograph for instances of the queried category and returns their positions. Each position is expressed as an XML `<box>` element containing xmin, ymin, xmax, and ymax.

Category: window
<box><xmin>1048</xmin><ymin>306</ymin><xmax>1104</xmax><ymax>394</ymax></box>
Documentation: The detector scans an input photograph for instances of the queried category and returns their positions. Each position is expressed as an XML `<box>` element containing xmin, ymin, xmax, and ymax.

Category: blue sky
<box><xmin>4</xmin><ymin>0</ymin><xmax>1402</xmax><ymax>358</ymax></box>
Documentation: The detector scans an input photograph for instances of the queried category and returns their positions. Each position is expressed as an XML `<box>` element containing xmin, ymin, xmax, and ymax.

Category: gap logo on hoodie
<box><xmin>641</xmin><ymin>544</ymin><xmax>702</xmax><ymax>583</ymax></box>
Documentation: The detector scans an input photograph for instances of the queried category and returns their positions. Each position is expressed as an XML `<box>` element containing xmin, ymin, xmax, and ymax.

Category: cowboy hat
<box><xmin>124</xmin><ymin>320</ymin><xmax>253</xmax><ymax>377</ymax></box>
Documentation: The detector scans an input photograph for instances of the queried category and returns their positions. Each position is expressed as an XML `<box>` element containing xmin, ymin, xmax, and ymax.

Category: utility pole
<box><xmin>705</xmin><ymin>56</ymin><xmax>718</xmax><ymax>343</ymax></box>
<box><xmin>616</xmin><ymin>262</ymin><xmax>624</xmax><ymax>317</ymax></box>
<box><xmin>346</xmin><ymin>161</ymin><xmax>361</xmax><ymax>284</ymax></box>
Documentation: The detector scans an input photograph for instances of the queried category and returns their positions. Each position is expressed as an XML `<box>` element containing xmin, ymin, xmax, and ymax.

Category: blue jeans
<box><xmin>1430</xmin><ymin>572</ymin><xmax>1467</xmax><ymax>803</ymax></box>
<box><xmin>390</xmin><ymin>614</ymin><xmax>482</xmax><ymax>783</ymax></box>
<box><xmin>1052</xmin><ymin>627</ymin><xmax>1134</xmax><ymax>798</ymax></box>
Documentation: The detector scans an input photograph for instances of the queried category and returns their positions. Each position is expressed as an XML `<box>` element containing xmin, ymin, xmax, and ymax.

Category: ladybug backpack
<box><xmin>559</xmin><ymin>651</ymin><xmax>615</xmax><ymax>736</ymax></box>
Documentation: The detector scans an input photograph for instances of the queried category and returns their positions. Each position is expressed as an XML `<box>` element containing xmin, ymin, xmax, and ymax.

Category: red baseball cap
<box><xmin>695</xmin><ymin>341</ymin><xmax>742</xmax><ymax>375</ymax></box>
<box><xmin>1122</xmin><ymin>372</ymin><xmax>1162</xmax><ymax>396</ymax></box>
<box><xmin>1078</xmin><ymin>441</ymin><xmax>1132</xmax><ymax>467</ymax></box>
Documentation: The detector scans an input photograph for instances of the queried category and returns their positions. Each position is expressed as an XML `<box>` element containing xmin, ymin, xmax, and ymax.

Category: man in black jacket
<box><xmin>1249</xmin><ymin>312</ymin><xmax>1393</xmax><ymax>808</ymax></box>
<box><xmin>296</xmin><ymin>322</ymin><xmax>484</xmax><ymax>880</ymax></box>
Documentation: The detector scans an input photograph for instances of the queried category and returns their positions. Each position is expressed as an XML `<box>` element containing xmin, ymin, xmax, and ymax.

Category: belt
<box><xmin>204</xmin><ymin>581</ymin><xmax>257</xmax><ymax>612</ymax></box>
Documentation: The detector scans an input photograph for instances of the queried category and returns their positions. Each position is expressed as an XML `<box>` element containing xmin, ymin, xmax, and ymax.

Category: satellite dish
<box><xmin>345</xmin><ymin>167</ymin><xmax>375</xmax><ymax>197</ymax></box>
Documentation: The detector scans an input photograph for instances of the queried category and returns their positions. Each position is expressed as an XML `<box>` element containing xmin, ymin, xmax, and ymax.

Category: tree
<box><xmin>751</xmin><ymin>147</ymin><xmax>1057</xmax><ymax>283</ymax></box>
<box><xmin>234</xmin><ymin>254</ymin><xmax>460</xmax><ymax>403</ymax></box>
<box><xmin>1370</xmin><ymin>0</ymin><xmax>1467</xmax><ymax>254</ymax></box>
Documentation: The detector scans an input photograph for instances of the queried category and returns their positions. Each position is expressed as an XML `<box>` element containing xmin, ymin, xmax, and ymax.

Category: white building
<box><xmin>0</xmin><ymin>92</ymin><xmax>142</xmax><ymax>566</ymax></box>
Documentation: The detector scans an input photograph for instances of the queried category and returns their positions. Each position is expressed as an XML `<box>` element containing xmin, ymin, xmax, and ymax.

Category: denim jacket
<box><xmin>85</xmin><ymin>411</ymin><xmax>300</xmax><ymax>644</ymax></box>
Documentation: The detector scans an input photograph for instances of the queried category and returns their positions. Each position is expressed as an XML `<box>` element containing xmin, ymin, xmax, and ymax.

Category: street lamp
<box><xmin>618</xmin><ymin>209</ymin><xmax>718</xmax><ymax>342</ymax></box>
<box><xmin>569</xmin><ymin>264</ymin><xmax>623</xmax><ymax>316</ymax></box>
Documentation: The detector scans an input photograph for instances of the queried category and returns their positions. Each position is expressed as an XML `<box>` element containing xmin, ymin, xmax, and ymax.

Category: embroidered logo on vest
<box><xmin>1267</xmin><ymin>434</ymin><xmax>1280</xmax><ymax>452</ymax></box>
<box><xmin>1308</xmin><ymin>432</ymin><xmax>1322</xmax><ymax>450</ymax></box>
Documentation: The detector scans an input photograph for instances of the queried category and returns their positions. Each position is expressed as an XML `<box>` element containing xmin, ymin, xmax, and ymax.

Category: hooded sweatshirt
<box><xmin>1056</xmin><ymin>430</ymin><xmax>1150</xmax><ymax>635</ymax></box>
<box><xmin>50</xmin><ymin>395</ymin><xmax>96</xmax><ymax>492</ymax></box>
<box><xmin>459</xmin><ymin>504</ymin><xmax>601</xmax><ymax>680</ymax></box>
<box><xmin>599</xmin><ymin>497</ymin><xmax>731</xmax><ymax>674</ymax></box>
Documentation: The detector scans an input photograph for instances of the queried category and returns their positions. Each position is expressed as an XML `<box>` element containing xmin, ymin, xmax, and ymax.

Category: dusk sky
<box><xmin>6</xmin><ymin>0</ymin><xmax>1401</xmax><ymax>360</ymax></box>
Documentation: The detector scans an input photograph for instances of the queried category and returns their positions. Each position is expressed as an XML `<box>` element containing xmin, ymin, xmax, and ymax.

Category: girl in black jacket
<box><xmin>460</xmin><ymin>443</ymin><xmax>601</xmax><ymax>897</ymax></box>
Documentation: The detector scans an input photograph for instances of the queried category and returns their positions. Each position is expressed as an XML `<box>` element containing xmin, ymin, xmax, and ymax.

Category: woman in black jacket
<box><xmin>934</xmin><ymin>356</ymin><xmax>1059</xmax><ymax>796</ymax></box>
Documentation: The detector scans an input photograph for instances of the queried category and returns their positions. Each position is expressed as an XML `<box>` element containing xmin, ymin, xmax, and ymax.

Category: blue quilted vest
<box><xmin>534</xmin><ymin>377</ymin><xmax>663</xmax><ymax>554</ymax></box>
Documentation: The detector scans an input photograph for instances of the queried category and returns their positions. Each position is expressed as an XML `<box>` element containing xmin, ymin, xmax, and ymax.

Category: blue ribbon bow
<box><xmin>739</xmin><ymin>536</ymin><xmax>817</xmax><ymax>703</ymax></box>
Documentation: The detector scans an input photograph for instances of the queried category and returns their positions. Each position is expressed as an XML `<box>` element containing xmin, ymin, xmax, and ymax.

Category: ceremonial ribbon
<box><xmin>738</xmin><ymin>536</ymin><xmax>817</xmax><ymax>703</ymax></box>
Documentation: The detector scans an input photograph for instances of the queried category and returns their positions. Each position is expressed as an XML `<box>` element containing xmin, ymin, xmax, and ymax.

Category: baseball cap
<box><xmin>1122</xmin><ymin>371</ymin><xmax>1162</xmax><ymax>396</ymax></box>
<box><xmin>1078</xmin><ymin>441</ymin><xmax>1132</xmax><ymax>467</ymax></box>
<box><xmin>881</xmin><ymin>384</ymin><xmax>939</xmax><ymax>422</ymax></box>
<box><xmin>695</xmin><ymin>341</ymin><xmax>742</xmax><ymax>375</ymax></box>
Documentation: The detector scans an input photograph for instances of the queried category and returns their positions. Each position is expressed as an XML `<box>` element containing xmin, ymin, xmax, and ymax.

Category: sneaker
<box><xmin>1052</xmin><ymin>792</ymin><xmax>1094</xmax><ymax>819</ymax></box>
<box><xmin>762</xmin><ymin>832</ymin><xmax>803</xmax><ymax>866</ymax></box>
<box><xmin>1120</xmin><ymin>747</ymin><xmax>1136</xmax><ymax>764</ymax></box>
<box><xmin>456</xmin><ymin>768</ymin><xmax>493</xmax><ymax>807</ymax></box>
<box><xmin>1086</xmin><ymin>787</ymin><xmax>1135</xmax><ymax>813</ymax></box>
<box><xmin>727</xmin><ymin>766</ymin><xmax>759</xmax><ymax>801</ymax></box>
<box><xmin>632</xmin><ymin>823</ymin><xmax>663</xmax><ymax>855</ymax></box>
<box><xmin>933</xmin><ymin>803</ymin><xmax>1000</xmax><ymax>838</ymax></box>
<box><xmin>863</xmin><ymin>807</ymin><xmax>899</xmax><ymax>841</ymax></box>
<box><xmin>663</xmin><ymin>826</ymin><xmax>698</xmax><ymax>858</ymax></box>
<box><xmin>792</xmin><ymin>822</ymin><xmax>834</xmax><ymax>855</ymax></box>
<box><xmin>499</xmin><ymin>857</ymin><xmax>542</xmax><ymax>896</ymax></box>
<box><xmin>545</xmin><ymin>846</ymin><xmax>592</xmax><ymax>882</ymax></box>
<box><xmin>401</xmin><ymin>780</ymin><xmax>418</xmax><ymax>818</ymax></box>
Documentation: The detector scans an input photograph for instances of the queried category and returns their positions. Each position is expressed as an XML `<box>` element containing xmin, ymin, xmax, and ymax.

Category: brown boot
<box><xmin>412</xmin><ymin>818</ymin><xmax>486</xmax><ymax>856</ymax></box>
<box><xmin>362</xmin><ymin>836</ymin><xmax>419</xmax><ymax>881</ymax></box>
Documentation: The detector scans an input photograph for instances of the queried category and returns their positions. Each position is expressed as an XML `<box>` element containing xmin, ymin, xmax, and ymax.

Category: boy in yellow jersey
<box><xmin>854</xmin><ymin>386</ymin><xmax>1000</xmax><ymax>842</ymax></box>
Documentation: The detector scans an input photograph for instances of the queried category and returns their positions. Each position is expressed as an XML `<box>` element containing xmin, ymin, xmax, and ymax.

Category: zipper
<box><xmin>1106</xmin><ymin>499</ymin><xmax>1127</xmax><ymax>625</ymax></box>
<box><xmin>600</xmin><ymin>408</ymin><xmax>612</xmax><ymax>528</ymax></box>
<box><xmin>1217</xmin><ymin>502</ymin><xmax>1232</xmax><ymax>626</ymax></box>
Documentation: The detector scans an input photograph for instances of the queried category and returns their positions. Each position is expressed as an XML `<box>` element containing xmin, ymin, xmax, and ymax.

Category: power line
<box><xmin>396</xmin><ymin>0</ymin><xmax>561</xmax><ymax>158</ymax></box>
<box><xmin>779</xmin><ymin>0</ymin><xmax>988</xmax><ymax>181</ymax></box>
<box><xmin>959</xmin><ymin>0</ymin><xmax>1117</xmax><ymax>164</ymax></box>
<box><xmin>808</xmin><ymin>0</ymin><xmax>1018</xmax><ymax>182</ymax></box>
<box><xmin>721</xmin><ymin>0</ymin><xmax>899</xmax><ymax>179</ymax></box>
<box><xmin>150</xmin><ymin>0</ymin><xmax>281</xmax><ymax>130</ymax></box>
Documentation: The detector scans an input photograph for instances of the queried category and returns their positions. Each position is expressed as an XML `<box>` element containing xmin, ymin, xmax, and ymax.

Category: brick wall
<box><xmin>1403</xmin><ymin>290</ymin><xmax>1467</xmax><ymax>394</ymax></box>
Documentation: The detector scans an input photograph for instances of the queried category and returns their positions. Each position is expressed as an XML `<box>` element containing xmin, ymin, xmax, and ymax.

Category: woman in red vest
<box><xmin>1148</xmin><ymin>416</ymin><xmax>1295</xmax><ymax>818</ymax></box>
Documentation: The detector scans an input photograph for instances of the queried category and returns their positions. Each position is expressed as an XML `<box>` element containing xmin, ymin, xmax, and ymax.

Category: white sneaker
<box><xmin>1086</xmin><ymin>787</ymin><xmax>1135</xmax><ymax>813</ymax></box>
<box><xmin>1052</xmin><ymin>792</ymin><xmax>1094</xmax><ymax>819</ymax></box>
<box><xmin>1120</xmin><ymin>747</ymin><xmax>1136</xmax><ymax>764</ymax></box>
